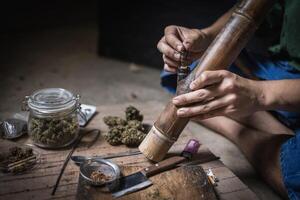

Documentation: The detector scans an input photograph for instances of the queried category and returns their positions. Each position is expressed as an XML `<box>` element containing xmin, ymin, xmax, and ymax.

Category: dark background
<box><xmin>0</xmin><ymin>0</ymin><xmax>235</xmax><ymax>68</ymax></box>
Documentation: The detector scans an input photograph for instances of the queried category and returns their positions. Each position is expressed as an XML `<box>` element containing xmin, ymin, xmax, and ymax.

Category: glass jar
<box><xmin>24</xmin><ymin>88</ymin><xmax>80</xmax><ymax>149</ymax></box>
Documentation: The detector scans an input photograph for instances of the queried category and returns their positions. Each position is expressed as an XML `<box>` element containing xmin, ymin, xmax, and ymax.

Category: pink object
<box><xmin>183</xmin><ymin>139</ymin><xmax>200</xmax><ymax>155</ymax></box>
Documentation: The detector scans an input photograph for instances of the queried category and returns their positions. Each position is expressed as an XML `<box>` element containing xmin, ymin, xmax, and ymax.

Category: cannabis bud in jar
<box><xmin>24</xmin><ymin>88</ymin><xmax>80</xmax><ymax>149</ymax></box>
<box><xmin>103</xmin><ymin>106</ymin><xmax>146</xmax><ymax>147</ymax></box>
<box><xmin>29</xmin><ymin>117</ymin><xmax>79</xmax><ymax>147</ymax></box>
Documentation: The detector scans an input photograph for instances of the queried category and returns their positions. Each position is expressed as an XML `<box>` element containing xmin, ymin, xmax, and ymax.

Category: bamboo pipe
<box><xmin>139</xmin><ymin>0</ymin><xmax>275</xmax><ymax>162</ymax></box>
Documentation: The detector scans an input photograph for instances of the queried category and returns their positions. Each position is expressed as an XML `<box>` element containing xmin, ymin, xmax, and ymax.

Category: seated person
<box><xmin>157</xmin><ymin>1</ymin><xmax>300</xmax><ymax>199</ymax></box>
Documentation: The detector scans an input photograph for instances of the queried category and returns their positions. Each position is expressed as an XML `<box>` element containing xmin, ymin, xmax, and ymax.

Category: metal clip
<box><xmin>177</xmin><ymin>50</ymin><xmax>190</xmax><ymax>81</ymax></box>
<box><xmin>21</xmin><ymin>96</ymin><xmax>30</xmax><ymax>111</ymax></box>
<box><xmin>73</xmin><ymin>94</ymin><xmax>81</xmax><ymax>110</ymax></box>
<box><xmin>74</xmin><ymin>94</ymin><xmax>88</xmax><ymax>123</ymax></box>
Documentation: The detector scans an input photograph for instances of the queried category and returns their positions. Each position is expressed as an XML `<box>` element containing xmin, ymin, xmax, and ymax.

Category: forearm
<box><xmin>259</xmin><ymin>79</ymin><xmax>300</xmax><ymax>111</ymax></box>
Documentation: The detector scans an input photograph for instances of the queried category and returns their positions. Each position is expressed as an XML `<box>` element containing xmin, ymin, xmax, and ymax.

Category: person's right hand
<box><xmin>157</xmin><ymin>25</ymin><xmax>212</xmax><ymax>73</ymax></box>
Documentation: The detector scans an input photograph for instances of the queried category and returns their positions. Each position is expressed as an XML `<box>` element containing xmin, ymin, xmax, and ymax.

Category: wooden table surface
<box><xmin>0</xmin><ymin>101</ymin><xmax>258</xmax><ymax>200</ymax></box>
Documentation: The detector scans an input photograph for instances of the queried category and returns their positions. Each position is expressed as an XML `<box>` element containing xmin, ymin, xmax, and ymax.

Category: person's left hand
<box><xmin>172</xmin><ymin>70</ymin><xmax>265</xmax><ymax>119</ymax></box>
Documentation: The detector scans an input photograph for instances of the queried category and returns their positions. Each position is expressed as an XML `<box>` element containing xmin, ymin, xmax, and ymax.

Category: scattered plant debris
<box><xmin>90</xmin><ymin>170</ymin><xmax>111</xmax><ymax>183</ymax></box>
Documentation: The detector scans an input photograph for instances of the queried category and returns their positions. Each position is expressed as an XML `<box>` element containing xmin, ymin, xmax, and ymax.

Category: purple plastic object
<box><xmin>183</xmin><ymin>139</ymin><xmax>200</xmax><ymax>155</ymax></box>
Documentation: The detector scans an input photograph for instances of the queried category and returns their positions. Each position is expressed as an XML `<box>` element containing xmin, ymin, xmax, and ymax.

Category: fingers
<box><xmin>164</xmin><ymin>64</ymin><xmax>176</xmax><ymax>73</ymax></box>
<box><xmin>158</xmin><ymin>26</ymin><xmax>207</xmax><ymax>70</ymax></box>
<box><xmin>165</xmin><ymin>26</ymin><xmax>184</xmax><ymax>52</ymax></box>
<box><xmin>173</xmin><ymin>85</ymin><xmax>222</xmax><ymax>106</ymax></box>
<box><xmin>183</xmin><ymin>29</ymin><xmax>204</xmax><ymax>52</ymax></box>
<box><xmin>176</xmin><ymin>94</ymin><xmax>235</xmax><ymax>118</ymax></box>
<box><xmin>158</xmin><ymin>36</ymin><xmax>201</xmax><ymax>71</ymax></box>
<box><xmin>164</xmin><ymin>26</ymin><xmax>208</xmax><ymax>54</ymax></box>
<box><xmin>190</xmin><ymin>70</ymin><xmax>230</xmax><ymax>90</ymax></box>
<box><xmin>191</xmin><ymin>106</ymin><xmax>227</xmax><ymax>120</ymax></box>
<box><xmin>163</xmin><ymin>55</ymin><xmax>180</xmax><ymax>68</ymax></box>
<box><xmin>157</xmin><ymin>36</ymin><xmax>181</xmax><ymax>62</ymax></box>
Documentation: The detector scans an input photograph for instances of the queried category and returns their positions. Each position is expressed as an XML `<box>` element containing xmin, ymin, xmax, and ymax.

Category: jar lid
<box><xmin>27</xmin><ymin>88</ymin><xmax>79</xmax><ymax>116</ymax></box>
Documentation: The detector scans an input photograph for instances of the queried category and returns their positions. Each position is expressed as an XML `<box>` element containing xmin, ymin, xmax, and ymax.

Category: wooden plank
<box><xmin>215</xmin><ymin>176</ymin><xmax>248</xmax><ymax>194</ymax></box>
<box><xmin>220</xmin><ymin>189</ymin><xmax>259</xmax><ymax>200</ymax></box>
<box><xmin>0</xmin><ymin>101</ymin><xmax>257</xmax><ymax>200</ymax></box>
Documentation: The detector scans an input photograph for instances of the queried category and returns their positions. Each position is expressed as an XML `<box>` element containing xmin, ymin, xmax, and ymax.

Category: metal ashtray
<box><xmin>79</xmin><ymin>158</ymin><xmax>120</xmax><ymax>187</ymax></box>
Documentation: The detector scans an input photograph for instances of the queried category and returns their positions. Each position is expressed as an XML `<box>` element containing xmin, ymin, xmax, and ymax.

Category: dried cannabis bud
<box><xmin>121</xmin><ymin>128</ymin><xmax>146</xmax><ymax>147</ymax></box>
<box><xmin>103</xmin><ymin>116</ymin><xmax>127</xmax><ymax>127</ymax></box>
<box><xmin>125</xmin><ymin>106</ymin><xmax>143</xmax><ymax>121</ymax></box>
<box><xmin>103</xmin><ymin>106</ymin><xmax>146</xmax><ymax>147</ymax></box>
<box><xmin>126</xmin><ymin>120</ymin><xmax>144</xmax><ymax>131</ymax></box>
<box><xmin>104</xmin><ymin>125</ymin><xmax>125</xmax><ymax>146</ymax></box>
<box><xmin>8</xmin><ymin>147</ymin><xmax>33</xmax><ymax>163</ymax></box>
<box><xmin>29</xmin><ymin>116</ymin><xmax>79</xmax><ymax>148</ymax></box>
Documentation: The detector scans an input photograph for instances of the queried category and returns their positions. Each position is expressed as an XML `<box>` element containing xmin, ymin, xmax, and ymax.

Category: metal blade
<box><xmin>112</xmin><ymin>180</ymin><xmax>152</xmax><ymax>198</ymax></box>
<box><xmin>106</xmin><ymin>172</ymin><xmax>153</xmax><ymax>198</ymax></box>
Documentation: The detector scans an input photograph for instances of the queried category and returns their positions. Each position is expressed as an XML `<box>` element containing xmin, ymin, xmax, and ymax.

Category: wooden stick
<box><xmin>51</xmin><ymin>129</ymin><xmax>100</xmax><ymax>196</ymax></box>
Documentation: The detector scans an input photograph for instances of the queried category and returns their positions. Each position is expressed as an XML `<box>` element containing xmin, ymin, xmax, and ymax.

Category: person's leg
<box><xmin>193</xmin><ymin>112</ymin><xmax>292</xmax><ymax>199</ymax></box>
<box><xmin>231</xmin><ymin>111</ymin><xmax>294</xmax><ymax>136</ymax></box>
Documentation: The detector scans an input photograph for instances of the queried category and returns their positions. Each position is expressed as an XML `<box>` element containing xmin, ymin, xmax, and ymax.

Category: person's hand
<box><xmin>172</xmin><ymin>70</ymin><xmax>265</xmax><ymax>119</ymax></box>
<box><xmin>157</xmin><ymin>25</ymin><xmax>212</xmax><ymax>73</ymax></box>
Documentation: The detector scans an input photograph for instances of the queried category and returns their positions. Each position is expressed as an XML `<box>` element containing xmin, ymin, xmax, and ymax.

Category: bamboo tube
<box><xmin>139</xmin><ymin>0</ymin><xmax>275</xmax><ymax>162</ymax></box>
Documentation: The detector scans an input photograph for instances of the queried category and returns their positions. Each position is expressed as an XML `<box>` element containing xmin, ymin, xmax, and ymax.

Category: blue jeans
<box><xmin>160</xmin><ymin>52</ymin><xmax>300</xmax><ymax>199</ymax></box>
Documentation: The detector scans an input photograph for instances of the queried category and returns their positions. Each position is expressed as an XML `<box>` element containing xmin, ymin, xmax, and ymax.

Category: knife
<box><xmin>107</xmin><ymin>139</ymin><xmax>200</xmax><ymax>198</ymax></box>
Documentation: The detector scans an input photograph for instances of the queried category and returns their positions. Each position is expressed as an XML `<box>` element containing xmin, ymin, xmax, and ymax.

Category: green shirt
<box><xmin>257</xmin><ymin>0</ymin><xmax>300</xmax><ymax>69</ymax></box>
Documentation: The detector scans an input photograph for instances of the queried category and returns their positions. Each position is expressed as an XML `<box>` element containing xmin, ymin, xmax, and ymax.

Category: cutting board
<box><xmin>76</xmin><ymin>165</ymin><xmax>217</xmax><ymax>200</ymax></box>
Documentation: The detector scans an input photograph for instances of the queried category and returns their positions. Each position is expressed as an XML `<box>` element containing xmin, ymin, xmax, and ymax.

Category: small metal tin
<box><xmin>0</xmin><ymin>119</ymin><xmax>27</xmax><ymax>139</ymax></box>
<box><xmin>79</xmin><ymin>158</ymin><xmax>120</xmax><ymax>187</ymax></box>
